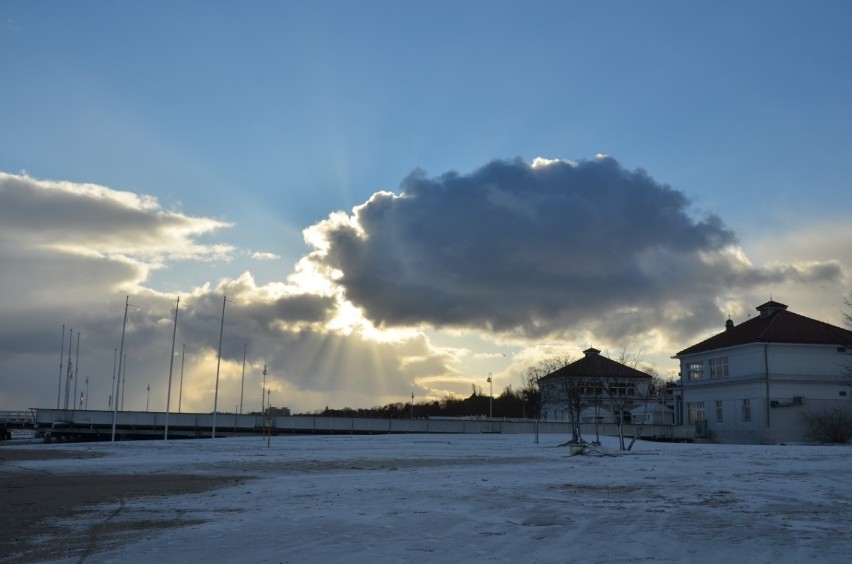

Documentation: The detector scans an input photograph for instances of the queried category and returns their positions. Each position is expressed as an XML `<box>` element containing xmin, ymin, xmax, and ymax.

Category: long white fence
<box><xmin>26</xmin><ymin>408</ymin><xmax>696</xmax><ymax>441</ymax></box>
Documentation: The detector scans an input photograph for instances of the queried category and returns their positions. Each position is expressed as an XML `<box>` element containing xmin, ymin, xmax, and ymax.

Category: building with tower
<box><xmin>673</xmin><ymin>300</ymin><xmax>852</xmax><ymax>443</ymax></box>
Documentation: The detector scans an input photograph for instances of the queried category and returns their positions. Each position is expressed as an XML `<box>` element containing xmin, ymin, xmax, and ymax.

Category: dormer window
<box><xmin>756</xmin><ymin>300</ymin><xmax>788</xmax><ymax>318</ymax></box>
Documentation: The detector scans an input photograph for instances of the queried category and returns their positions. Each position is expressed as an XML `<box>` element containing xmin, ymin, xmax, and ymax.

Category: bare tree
<box><xmin>521</xmin><ymin>367</ymin><xmax>544</xmax><ymax>444</ymax></box>
<box><xmin>800</xmin><ymin>292</ymin><xmax>852</xmax><ymax>443</ymax></box>
<box><xmin>623</xmin><ymin>368</ymin><xmax>665</xmax><ymax>451</ymax></box>
<box><xmin>532</xmin><ymin>355</ymin><xmax>587</xmax><ymax>444</ymax></box>
<box><xmin>600</xmin><ymin>349</ymin><xmax>659</xmax><ymax>451</ymax></box>
<box><xmin>802</xmin><ymin>407</ymin><xmax>852</xmax><ymax>443</ymax></box>
<box><xmin>844</xmin><ymin>290</ymin><xmax>852</xmax><ymax>377</ymax></box>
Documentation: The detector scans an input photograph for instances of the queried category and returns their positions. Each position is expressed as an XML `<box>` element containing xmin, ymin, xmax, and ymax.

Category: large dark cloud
<box><xmin>308</xmin><ymin>156</ymin><xmax>841</xmax><ymax>341</ymax></box>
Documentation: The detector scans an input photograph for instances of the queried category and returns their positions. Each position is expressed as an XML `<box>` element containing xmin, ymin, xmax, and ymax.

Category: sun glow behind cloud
<box><xmin>1</xmin><ymin>158</ymin><xmax>850</xmax><ymax>413</ymax></box>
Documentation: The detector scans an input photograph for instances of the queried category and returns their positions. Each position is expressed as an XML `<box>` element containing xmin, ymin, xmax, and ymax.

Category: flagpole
<box><xmin>212</xmin><ymin>295</ymin><xmax>226</xmax><ymax>438</ymax></box>
<box><xmin>164</xmin><ymin>296</ymin><xmax>180</xmax><ymax>440</ymax></box>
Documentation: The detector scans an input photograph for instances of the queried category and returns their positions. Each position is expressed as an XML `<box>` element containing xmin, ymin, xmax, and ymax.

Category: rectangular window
<box><xmin>742</xmin><ymin>399</ymin><xmax>751</xmax><ymax>422</ymax></box>
<box><xmin>687</xmin><ymin>401</ymin><xmax>705</xmax><ymax>424</ymax></box>
<box><xmin>709</xmin><ymin>357</ymin><xmax>729</xmax><ymax>379</ymax></box>
<box><xmin>581</xmin><ymin>384</ymin><xmax>603</xmax><ymax>396</ymax></box>
<box><xmin>715</xmin><ymin>400</ymin><xmax>723</xmax><ymax>422</ymax></box>
<box><xmin>607</xmin><ymin>383</ymin><xmax>637</xmax><ymax>397</ymax></box>
<box><xmin>687</xmin><ymin>362</ymin><xmax>704</xmax><ymax>382</ymax></box>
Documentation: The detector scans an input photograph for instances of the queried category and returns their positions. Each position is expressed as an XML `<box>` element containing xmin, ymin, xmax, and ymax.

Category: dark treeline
<box><xmin>298</xmin><ymin>385</ymin><xmax>539</xmax><ymax>420</ymax></box>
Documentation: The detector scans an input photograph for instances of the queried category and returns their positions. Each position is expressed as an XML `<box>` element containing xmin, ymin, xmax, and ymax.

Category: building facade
<box><xmin>674</xmin><ymin>300</ymin><xmax>852</xmax><ymax>443</ymax></box>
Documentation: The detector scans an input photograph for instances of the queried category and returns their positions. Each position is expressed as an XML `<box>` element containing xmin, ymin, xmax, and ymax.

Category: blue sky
<box><xmin>2</xmin><ymin>2</ymin><xmax>851</xmax><ymax>413</ymax></box>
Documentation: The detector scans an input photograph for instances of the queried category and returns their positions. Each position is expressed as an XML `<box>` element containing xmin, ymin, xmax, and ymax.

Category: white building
<box><xmin>674</xmin><ymin>300</ymin><xmax>852</xmax><ymax>443</ymax></box>
<box><xmin>630</xmin><ymin>402</ymin><xmax>674</xmax><ymax>425</ymax></box>
<box><xmin>540</xmin><ymin>348</ymin><xmax>653</xmax><ymax>423</ymax></box>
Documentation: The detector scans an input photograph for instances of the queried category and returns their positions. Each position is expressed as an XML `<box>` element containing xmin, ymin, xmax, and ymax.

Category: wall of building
<box><xmin>678</xmin><ymin>342</ymin><xmax>852</xmax><ymax>443</ymax></box>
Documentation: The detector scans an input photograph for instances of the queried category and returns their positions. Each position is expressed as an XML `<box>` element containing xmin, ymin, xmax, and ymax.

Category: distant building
<box><xmin>540</xmin><ymin>348</ymin><xmax>654</xmax><ymax>424</ymax></box>
<box><xmin>673</xmin><ymin>300</ymin><xmax>852</xmax><ymax>443</ymax></box>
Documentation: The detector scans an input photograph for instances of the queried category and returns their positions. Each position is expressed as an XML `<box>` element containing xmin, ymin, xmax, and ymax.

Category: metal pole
<box><xmin>110</xmin><ymin>348</ymin><xmax>116</xmax><ymax>409</ymax></box>
<box><xmin>212</xmin><ymin>295</ymin><xmax>226</xmax><ymax>438</ymax></box>
<box><xmin>178</xmin><ymin>344</ymin><xmax>185</xmax><ymax>413</ymax></box>
<box><xmin>64</xmin><ymin>327</ymin><xmax>73</xmax><ymax>410</ymax></box>
<box><xmin>72</xmin><ymin>331</ymin><xmax>80</xmax><ymax>413</ymax></box>
<box><xmin>262</xmin><ymin>365</ymin><xmax>267</xmax><ymax>413</ymax></box>
<box><xmin>121</xmin><ymin>353</ymin><xmax>127</xmax><ymax>411</ymax></box>
<box><xmin>111</xmin><ymin>297</ymin><xmax>129</xmax><ymax>442</ymax></box>
<box><xmin>165</xmin><ymin>296</ymin><xmax>180</xmax><ymax>440</ymax></box>
<box><xmin>57</xmin><ymin>324</ymin><xmax>65</xmax><ymax>409</ymax></box>
<box><xmin>239</xmin><ymin>343</ymin><xmax>246</xmax><ymax>415</ymax></box>
<box><xmin>146</xmin><ymin>384</ymin><xmax>150</xmax><ymax>412</ymax></box>
<box><xmin>411</xmin><ymin>392</ymin><xmax>414</xmax><ymax>419</ymax></box>
<box><xmin>488</xmin><ymin>372</ymin><xmax>493</xmax><ymax>433</ymax></box>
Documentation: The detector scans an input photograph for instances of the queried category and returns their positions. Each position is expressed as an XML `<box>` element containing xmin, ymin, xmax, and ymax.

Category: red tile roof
<box><xmin>541</xmin><ymin>348</ymin><xmax>652</xmax><ymax>381</ymax></box>
<box><xmin>676</xmin><ymin>304</ymin><xmax>852</xmax><ymax>356</ymax></box>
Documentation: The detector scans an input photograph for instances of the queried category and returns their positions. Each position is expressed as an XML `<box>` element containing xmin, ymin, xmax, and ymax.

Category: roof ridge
<box><xmin>758</xmin><ymin>308</ymin><xmax>784</xmax><ymax>339</ymax></box>
<box><xmin>676</xmin><ymin>305</ymin><xmax>852</xmax><ymax>357</ymax></box>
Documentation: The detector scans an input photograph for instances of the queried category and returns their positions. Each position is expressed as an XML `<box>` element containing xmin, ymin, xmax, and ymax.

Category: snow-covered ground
<box><xmin>6</xmin><ymin>434</ymin><xmax>852</xmax><ymax>563</ymax></box>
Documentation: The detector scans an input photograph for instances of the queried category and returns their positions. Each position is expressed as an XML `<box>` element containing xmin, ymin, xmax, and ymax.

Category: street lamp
<box><xmin>487</xmin><ymin>372</ymin><xmax>493</xmax><ymax>419</ymax></box>
<box><xmin>262</xmin><ymin>364</ymin><xmax>268</xmax><ymax>413</ymax></box>
<box><xmin>410</xmin><ymin>392</ymin><xmax>414</xmax><ymax>419</ymax></box>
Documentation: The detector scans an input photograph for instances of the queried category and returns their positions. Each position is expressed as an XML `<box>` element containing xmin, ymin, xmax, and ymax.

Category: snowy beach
<box><xmin>2</xmin><ymin>434</ymin><xmax>851</xmax><ymax>563</ymax></box>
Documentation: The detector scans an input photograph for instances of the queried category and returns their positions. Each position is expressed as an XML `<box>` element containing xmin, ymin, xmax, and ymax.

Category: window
<box><xmin>709</xmin><ymin>357</ymin><xmax>729</xmax><ymax>379</ymax></box>
<box><xmin>607</xmin><ymin>382</ymin><xmax>637</xmax><ymax>397</ymax></box>
<box><xmin>840</xmin><ymin>391</ymin><xmax>847</xmax><ymax>397</ymax></box>
<box><xmin>715</xmin><ymin>400</ymin><xmax>723</xmax><ymax>422</ymax></box>
<box><xmin>687</xmin><ymin>362</ymin><xmax>704</xmax><ymax>382</ymax></box>
<box><xmin>580</xmin><ymin>383</ymin><xmax>603</xmax><ymax>396</ymax></box>
<box><xmin>742</xmin><ymin>399</ymin><xmax>751</xmax><ymax>422</ymax></box>
<box><xmin>687</xmin><ymin>401</ymin><xmax>705</xmax><ymax>424</ymax></box>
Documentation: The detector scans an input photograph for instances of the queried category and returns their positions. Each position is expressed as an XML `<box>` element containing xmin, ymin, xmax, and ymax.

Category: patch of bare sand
<box><xmin>1</xmin><ymin>450</ymin><xmax>244</xmax><ymax>563</ymax></box>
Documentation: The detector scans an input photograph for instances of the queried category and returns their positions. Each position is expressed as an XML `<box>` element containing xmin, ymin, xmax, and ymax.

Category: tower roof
<box><xmin>541</xmin><ymin>350</ymin><xmax>652</xmax><ymax>381</ymax></box>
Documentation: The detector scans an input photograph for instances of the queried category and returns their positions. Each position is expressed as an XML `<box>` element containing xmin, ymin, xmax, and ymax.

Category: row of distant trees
<box><xmin>299</xmin><ymin>385</ymin><xmax>537</xmax><ymax>420</ymax></box>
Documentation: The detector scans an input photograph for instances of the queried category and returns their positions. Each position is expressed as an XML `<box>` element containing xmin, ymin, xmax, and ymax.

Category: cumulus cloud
<box><xmin>304</xmin><ymin>156</ymin><xmax>843</xmax><ymax>345</ymax></box>
<box><xmin>249</xmin><ymin>251</ymin><xmax>280</xmax><ymax>261</ymax></box>
<box><xmin>0</xmin><ymin>172</ymin><xmax>234</xmax><ymax>306</ymax></box>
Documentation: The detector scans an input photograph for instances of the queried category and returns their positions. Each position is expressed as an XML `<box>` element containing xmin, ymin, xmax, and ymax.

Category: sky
<box><xmin>1</xmin><ymin>1</ymin><xmax>852</xmax><ymax>414</ymax></box>
<box><xmin>7</xmin><ymin>434</ymin><xmax>852</xmax><ymax>562</ymax></box>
